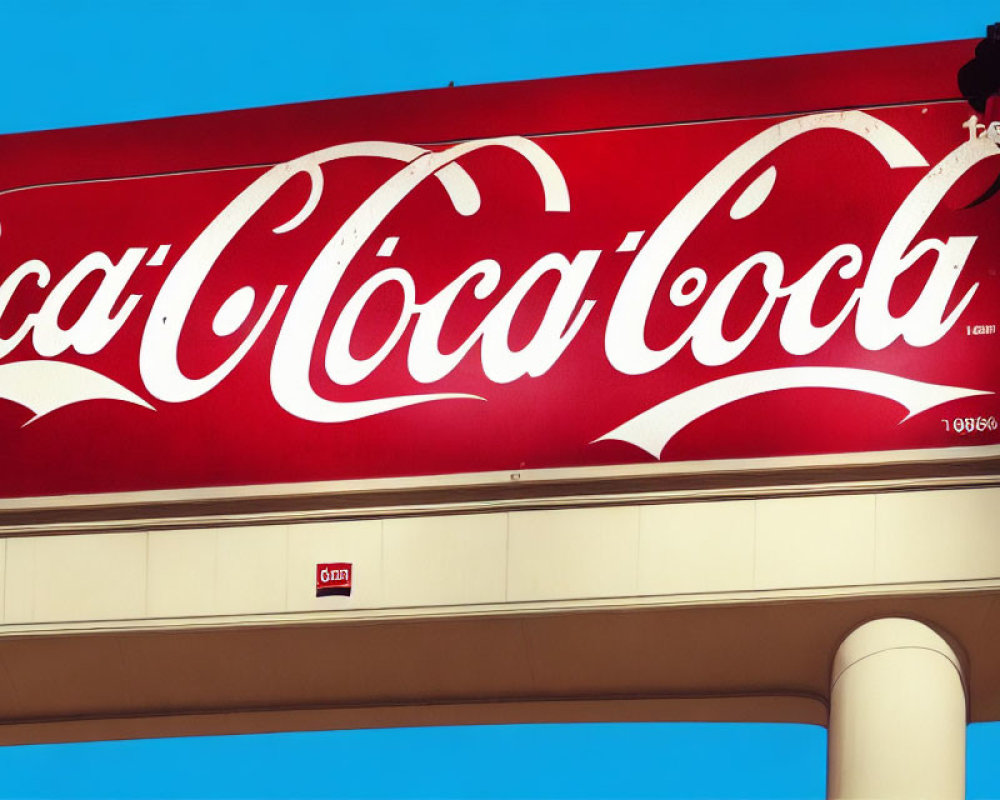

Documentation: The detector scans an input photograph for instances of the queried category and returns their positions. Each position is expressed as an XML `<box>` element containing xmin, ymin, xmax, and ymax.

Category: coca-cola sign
<box><xmin>0</xmin><ymin>42</ymin><xmax>997</xmax><ymax>499</ymax></box>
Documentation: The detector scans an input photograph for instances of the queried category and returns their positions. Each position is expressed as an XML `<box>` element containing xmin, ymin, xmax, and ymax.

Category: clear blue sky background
<box><xmin>0</xmin><ymin>1</ymin><xmax>998</xmax><ymax>797</ymax></box>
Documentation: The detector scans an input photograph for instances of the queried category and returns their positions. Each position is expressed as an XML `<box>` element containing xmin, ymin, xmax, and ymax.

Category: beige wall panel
<box><xmin>3</xmin><ymin>537</ymin><xmax>29</xmax><ymax>624</ymax></box>
<box><xmin>286</xmin><ymin>520</ymin><xmax>382</xmax><ymax>611</ymax></box>
<box><xmin>875</xmin><ymin>487</ymin><xmax>1000</xmax><ymax>583</ymax></box>
<box><xmin>0</xmin><ymin>538</ymin><xmax>7</xmax><ymax>623</ymax></box>
<box><xmin>18</xmin><ymin>533</ymin><xmax>147</xmax><ymax>623</ymax></box>
<box><xmin>508</xmin><ymin>506</ymin><xmax>639</xmax><ymax>602</ymax></box>
<box><xmin>215</xmin><ymin>526</ymin><xmax>289</xmax><ymax>615</ymax></box>
<box><xmin>755</xmin><ymin>494</ymin><xmax>875</xmax><ymax>590</ymax></box>
<box><xmin>383</xmin><ymin>514</ymin><xmax>507</xmax><ymax>607</ymax></box>
<box><xmin>147</xmin><ymin>530</ymin><xmax>217</xmax><ymax>618</ymax></box>
<box><xmin>638</xmin><ymin>500</ymin><xmax>754</xmax><ymax>595</ymax></box>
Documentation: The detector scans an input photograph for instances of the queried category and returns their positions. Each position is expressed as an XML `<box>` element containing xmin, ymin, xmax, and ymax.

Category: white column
<box><xmin>827</xmin><ymin>618</ymin><xmax>967</xmax><ymax>799</ymax></box>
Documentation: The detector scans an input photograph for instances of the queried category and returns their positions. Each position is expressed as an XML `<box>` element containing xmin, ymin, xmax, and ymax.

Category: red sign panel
<box><xmin>0</xmin><ymin>41</ymin><xmax>996</xmax><ymax>499</ymax></box>
<box><xmin>316</xmin><ymin>563</ymin><xmax>352</xmax><ymax>597</ymax></box>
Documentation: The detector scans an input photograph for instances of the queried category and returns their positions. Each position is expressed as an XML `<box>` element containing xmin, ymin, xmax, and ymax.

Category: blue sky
<box><xmin>1</xmin><ymin>1</ymin><xmax>999</xmax><ymax>797</ymax></box>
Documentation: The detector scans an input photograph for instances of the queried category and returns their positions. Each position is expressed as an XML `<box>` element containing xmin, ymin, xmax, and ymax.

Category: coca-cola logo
<box><xmin>0</xmin><ymin>106</ymin><xmax>997</xmax><ymax>497</ymax></box>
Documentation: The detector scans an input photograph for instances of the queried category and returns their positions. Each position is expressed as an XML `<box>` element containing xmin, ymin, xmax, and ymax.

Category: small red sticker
<box><xmin>316</xmin><ymin>563</ymin><xmax>352</xmax><ymax>597</ymax></box>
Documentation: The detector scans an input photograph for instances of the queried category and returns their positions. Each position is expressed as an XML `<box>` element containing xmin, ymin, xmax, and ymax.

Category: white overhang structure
<box><xmin>0</xmin><ymin>454</ymin><xmax>996</xmax><ymax>798</ymax></box>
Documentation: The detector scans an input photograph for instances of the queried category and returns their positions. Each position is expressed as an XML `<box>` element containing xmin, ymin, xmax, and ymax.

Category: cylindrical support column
<box><xmin>827</xmin><ymin>618</ymin><xmax>967</xmax><ymax>799</ymax></box>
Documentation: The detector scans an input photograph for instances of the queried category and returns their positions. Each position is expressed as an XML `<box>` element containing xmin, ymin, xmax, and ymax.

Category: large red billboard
<box><xmin>0</xmin><ymin>40</ymin><xmax>996</xmax><ymax>499</ymax></box>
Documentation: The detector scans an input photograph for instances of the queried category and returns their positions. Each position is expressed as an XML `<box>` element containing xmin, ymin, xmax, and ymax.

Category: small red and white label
<box><xmin>316</xmin><ymin>563</ymin><xmax>352</xmax><ymax>597</ymax></box>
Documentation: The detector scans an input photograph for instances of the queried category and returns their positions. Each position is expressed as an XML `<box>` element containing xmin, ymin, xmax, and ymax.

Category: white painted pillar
<box><xmin>827</xmin><ymin>618</ymin><xmax>967</xmax><ymax>799</ymax></box>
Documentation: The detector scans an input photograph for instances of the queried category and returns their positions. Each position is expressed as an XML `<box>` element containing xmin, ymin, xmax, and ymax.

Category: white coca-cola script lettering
<box><xmin>0</xmin><ymin>110</ymin><xmax>996</xmax><ymax>458</ymax></box>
